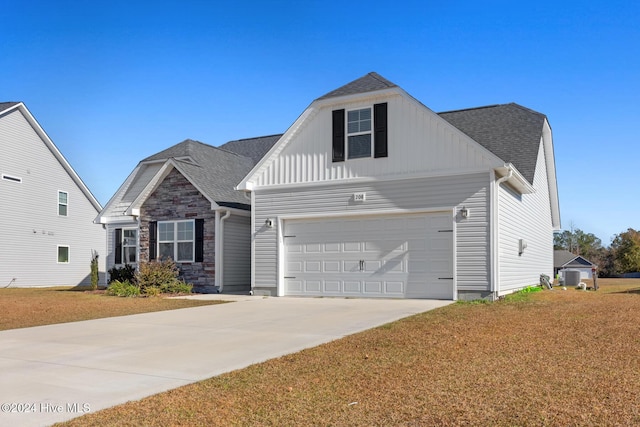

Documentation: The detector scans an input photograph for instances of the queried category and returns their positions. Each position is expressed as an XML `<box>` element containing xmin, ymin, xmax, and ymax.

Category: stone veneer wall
<box><xmin>139</xmin><ymin>169</ymin><xmax>216</xmax><ymax>292</ymax></box>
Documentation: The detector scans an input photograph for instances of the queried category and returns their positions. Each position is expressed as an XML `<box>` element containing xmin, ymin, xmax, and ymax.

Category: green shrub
<box><xmin>90</xmin><ymin>250</ymin><xmax>99</xmax><ymax>290</ymax></box>
<box><xmin>106</xmin><ymin>280</ymin><xmax>140</xmax><ymax>297</ymax></box>
<box><xmin>159</xmin><ymin>280</ymin><xmax>193</xmax><ymax>295</ymax></box>
<box><xmin>108</xmin><ymin>264</ymin><xmax>136</xmax><ymax>284</ymax></box>
<box><xmin>136</xmin><ymin>258</ymin><xmax>193</xmax><ymax>295</ymax></box>
<box><xmin>143</xmin><ymin>286</ymin><xmax>162</xmax><ymax>297</ymax></box>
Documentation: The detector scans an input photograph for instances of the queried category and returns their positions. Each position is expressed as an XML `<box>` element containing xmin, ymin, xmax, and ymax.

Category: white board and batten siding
<box><xmin>252</xmin><ymin>172</ymin><xmax>491</xmax><ymax>298</ymax></box>
<box><xmin>251</xmin><ymin>93</ymin><xmax>500</xmax><ymax>188</ymax></box>
<box><xmin>0</xmin><ymin>106</ymin><xmax>106</xmax><ymax>287</ymax></box>
<box><xmin>497</xmin><ymin>138</ymin><xmax>554</xmax><ymax>293</ymax></box>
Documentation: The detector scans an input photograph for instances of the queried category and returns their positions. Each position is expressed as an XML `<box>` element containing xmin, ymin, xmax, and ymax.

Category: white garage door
<box><xmin>284</xmin><ymin>213</ymin><xmax>454</xmax><ymax>299</ymax></box>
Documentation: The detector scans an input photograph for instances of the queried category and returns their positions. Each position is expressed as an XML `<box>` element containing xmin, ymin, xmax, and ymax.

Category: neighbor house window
<box><xmin>158</xmin><ymin>220</ymin><xmax>194</xmax><ymax>262</ymax></box>
<box><xmin>58</xmin><ymin>191</ymin><xmax>68</xmax><ymax>216</ymax></box>
<box><xmin>347</xmin><ymin>108</ymin><xmax>372</xmax><ymax>159</ymax></box>
<box><xmin>57</xmin><ymin>245</ymin><xmax>69</xmax><ymax>263</ymax></box>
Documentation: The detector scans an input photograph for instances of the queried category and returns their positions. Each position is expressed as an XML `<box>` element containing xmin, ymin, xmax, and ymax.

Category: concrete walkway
<box><xmin>0</xmin><ymin>296</ymin><xmax>452</xmax><ymax>427</ymax></box>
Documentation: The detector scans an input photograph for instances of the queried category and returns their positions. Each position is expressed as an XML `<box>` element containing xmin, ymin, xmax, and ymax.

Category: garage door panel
<box><xmin>324</xmin><ymin>281</ymin><xmax>341</xmax><ymax>292</ymax></box>
<box><xmin>324</xmin><ymin>261</ymin><xmax>341</xmax><ymax>272</ymax></box>
<box><xmin>385</xmin><ymin>281</ymin><xmax>404</xmax><ymax>294</ymax></box>
<box><xmin>305</xmin><ymin>280</ymin><xmax>321</xmax><ymax>292</ymax></box>
<box><xmin>364</xmin><ymin>281</ymin><xmax>382</xmax><ymax>293</ymax></box>
<box><xmin>344</xmin><ymin>281</ymin><xmax>361</xmax><ymax>293</ymax></box>
<box><xmin>284</xmin><ymin>213</ymin><xmax>453</xmax><ymax>299</ymax></box>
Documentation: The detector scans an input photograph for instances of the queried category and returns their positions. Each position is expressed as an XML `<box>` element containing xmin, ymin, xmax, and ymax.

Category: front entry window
<box><xmin>123</xmin><ymin>229</ymin><xmax>137</xmax><ymax>263</ymax></box>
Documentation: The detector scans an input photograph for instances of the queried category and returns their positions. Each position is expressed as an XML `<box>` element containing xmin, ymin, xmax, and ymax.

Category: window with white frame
<box><xmin>58</xmin><ymin>191</ymin><xmax>68</xmax><ymax>216</ymax></box>
<box><xmin>158</xmin><ymin>220</ymin><xmax>194</xmax><ymax>262</ymax></box>
<box><xmin>347</xmin><ymin>107</ymin><xmax>372</xmax><ymax>159</ymax></box>
<box><xmin>57</xmin><ymin>245</ymin><xmax>69</xmax><ymax>263</ymax></box>
<box><xmin>123</xmin><ymin>229</ymin><xmax>137</xmax><ymax>263</ymax></box>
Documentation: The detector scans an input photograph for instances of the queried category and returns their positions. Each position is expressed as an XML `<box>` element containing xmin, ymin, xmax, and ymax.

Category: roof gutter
<box><xmin>214</xmin><ymin>208</ymin><xmax>232</xmax><ymax>292</ymax></box>
<box><xmin>491</xmin><ymin>166</ymin><xmax>513</xmax><ymax>297</ymax></box>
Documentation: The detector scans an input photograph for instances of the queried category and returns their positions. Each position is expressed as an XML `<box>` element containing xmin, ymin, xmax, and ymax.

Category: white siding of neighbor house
<box><xmin>252</xmin><ymin>173</ymin><xmax>491</xmax><ymax>295</ymax></box>
<box><xmin>0</xmin><ymin>107</ymin><xmax>106</xmax><ymax>287</ymax></box>
<box><xmin>250</xmin><ymin>93</ymin><xmax>501</xmax><ymax>188</ymax></box>
<box><xmin>222</xmin><ymin>213</ymin><xmax>251</xmax><ymax>293</ymax></box>
<box><xmin>497</xmin><ymin>137</ymin><xmax>554</xmax><ymax>293</ymax></box>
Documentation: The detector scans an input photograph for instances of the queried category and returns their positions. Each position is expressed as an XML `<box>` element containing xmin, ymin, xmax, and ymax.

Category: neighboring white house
<box><xmin>0</xmin><ymin>102</ymin><xmax>106</xmax><ymax>287</ymax></box>
<box><xmin>237</xmin><ymin>72</ymin><xmax>561</xmax><ymax>300</ymax></box>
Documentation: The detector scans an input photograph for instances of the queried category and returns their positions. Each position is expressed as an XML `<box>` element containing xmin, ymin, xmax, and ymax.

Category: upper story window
<box><xmin>58</xmin><ymin>191</ymin><xmax>68</xmax><ymax>216</ymax></box>
<box><xmin>347</xmin><ymin>108</ymin><xmax>372</xmax><ymax>159</ymax></box>
<box><xmin>158</xmin><ymin>220</ymin><xmax>194</xmax><ymax>262</ymax></box>
<box><xmin>332</xmin><ymin>102</ymin><xmax>387</xmax><ymax>162</ymax></box>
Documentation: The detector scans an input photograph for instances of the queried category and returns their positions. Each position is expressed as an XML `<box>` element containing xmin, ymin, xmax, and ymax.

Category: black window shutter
<box><xmin>149</xmin><ymin>221</ymin><xmax>157</xmax><ymax>260</ymax></box>
<box><xmin>332</xmin><ymin>109</ymin><xmax>345</xmax><ymax>162</ymax></box>
<box><xmin>195</xmin><ymin>218</ymin><xmax>204</xmax><ymax>262</ymax></box>
<box><xmin>374</xmin><ymin>103</ymin><xmax>388</xmax><ymax>158</ymax></box>
<box><xmin>114</xmin><ymin>228</ymin><xmax>122</xmax><ymax>264</ymax></box>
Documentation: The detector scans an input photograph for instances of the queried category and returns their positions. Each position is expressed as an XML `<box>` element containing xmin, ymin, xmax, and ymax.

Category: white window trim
<box><xmin>58</xmin><ymin>190</ymin><xmax>68</xmax><ymax>216</ymax></box>
<box><xmin>158</xmin><ymin>220</ymin><xmax>195</xmax><ymax>262</ymax></box>
<box><xmin>2</xmin><ymin>174</ymin><xmax>22</xmax><ymax>183</ymax></box>
<box><xmin>57</xmin><ymin>245</ymin><xmax>70</xmax><ymax>264</ymax></box>
<box><xmin>122</xmin><ymin>228</ymin><xmax>138</xmax><ymax>264</ymax></box>
<box><xmin>346</xmin><ymin>106</ymin><xmax>373</xmax><ymax>160</ymax></box>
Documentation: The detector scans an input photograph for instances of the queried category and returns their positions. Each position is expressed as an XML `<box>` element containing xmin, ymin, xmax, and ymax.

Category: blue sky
<box><xmin>2</xmin><ymin>1</ymin><xmax>638</xmax><ymax>245</ymax></box>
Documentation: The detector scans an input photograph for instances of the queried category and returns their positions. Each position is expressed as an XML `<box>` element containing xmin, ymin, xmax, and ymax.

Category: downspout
<box><xmin>492</xmin><ymin>166</ymin><xmax>513</xmax><ymax>298</ymax></box>
<box><xmin>215</xmin><ymin>209</ymin><xmax>231</xmax><ymax>293</ymax></box>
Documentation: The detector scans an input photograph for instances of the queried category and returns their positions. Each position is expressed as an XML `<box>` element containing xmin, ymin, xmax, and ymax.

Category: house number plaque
<box><xmin>353</xmin><ymin>192</ymin><xmax>366</xmax><ymax>202</ymax></box>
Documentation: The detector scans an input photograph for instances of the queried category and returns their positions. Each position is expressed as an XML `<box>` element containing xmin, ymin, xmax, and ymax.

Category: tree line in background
<box><xmin>554</xmin><ymin>227</ymin><xmax>640</xmax><ymax>277</ymax></box>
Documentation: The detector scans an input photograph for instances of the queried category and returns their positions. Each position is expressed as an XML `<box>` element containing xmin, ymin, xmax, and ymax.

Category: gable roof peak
<box><xmin>0</xmin><ymin>102</ymin><xmax>21</xmax><ymax>113</ymax></box>
<box><xmin>317</xmin><ymin>72</ymin><xmax>398</xmax><ymax>100</ymax></box>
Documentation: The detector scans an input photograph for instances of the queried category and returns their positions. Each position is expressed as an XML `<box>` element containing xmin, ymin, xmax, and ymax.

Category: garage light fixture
<box><xmin>460</xmin><ymin>206</ymin><xmax>469</xmax><ymax>219</ymax></box>
<box><xmin>265</xmin><ymin>218</ymin><xmax>274</xmax><ymax>228</ymax></box>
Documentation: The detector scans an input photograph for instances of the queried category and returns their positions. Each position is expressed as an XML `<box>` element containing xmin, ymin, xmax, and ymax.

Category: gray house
<box><xmin>95</xmin><ymin>137</ymin><xmax>278</xmax><ymax>292</ymax></box>
<box><xmin>554</xmin><ymin>250</ymin><xmax>596</xmax><ymax>280</ymax></box>
<box><xmin>0</xmin><ymin>102</ymin><xmax>106</xmax><ymax>287</ymax></box>
<box><xmin>237</xmin><ymin>72</ymin><xmax>560</xmax><ymax>300</ymax></box>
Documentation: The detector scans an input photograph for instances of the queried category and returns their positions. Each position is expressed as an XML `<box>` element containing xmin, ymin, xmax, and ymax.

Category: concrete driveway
<box><xmin>0</xmin><ymin>296</ymin><xmax>452</xmax><ymax>427</ymax></box>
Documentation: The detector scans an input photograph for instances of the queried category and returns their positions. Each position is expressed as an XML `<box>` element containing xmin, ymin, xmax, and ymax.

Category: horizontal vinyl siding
<box><xmin>0</xmin><ymin>109</ymin><xmax>106</xmax><ymax>287</ymax></box>
<box><xmin>222</xmin><ymin>214</ymin><xmax>251</xmax><ymax>292</ymax></box>
<box><xmin>253</xmin><ymin>173</ymin><xmax>490</xmax><ymax>293</ymax></box>
<box><xmin>254</xmin><ymin>95</ymin><xmax>498</xmax><ymax>187</ymax></box>
<box><xmin>498</xmin><ymin>139</ymin><xmax>554</xmax><ymax>292</ymax></box>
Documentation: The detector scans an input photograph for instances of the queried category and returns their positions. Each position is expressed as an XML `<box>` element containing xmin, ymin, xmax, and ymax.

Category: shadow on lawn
<box><xmin>56</xmin><ymin>285</ymin><xmax>106</xmax><ymax>293</ymax></box>
<box><xmin>612</xmin><ymin>287</ymin><xmax>640</xmax><ymax>295</ymax></box>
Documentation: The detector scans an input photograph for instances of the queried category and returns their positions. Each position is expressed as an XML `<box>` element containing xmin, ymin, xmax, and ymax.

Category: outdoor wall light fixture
<box><xmin>460</xmin><ymin>206</ymin><xmax>470</xmax><ymax>219</ymax></box>
<box><xmin>265</xmin><ymin>218</ymin><xmax>274</xmax><ymax>228</ymax></box>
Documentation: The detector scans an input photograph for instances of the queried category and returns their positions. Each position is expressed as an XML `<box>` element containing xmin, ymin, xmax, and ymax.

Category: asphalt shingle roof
<box><xmin>141</xmin><ymin>139</ymin><xmax>255</xmax><ymax>209</ymax></box>
<box><xmin>219</xmin><ymin>134</ymin><xmax>281</xmax><ymax>164</ymax></box>
<box><xmin>0</xmin><ymin>102</ymin><xmax>20</xmax><ymax>113</ymax></box>
<box><xmin>554</xmin><ymin>250</ymin><xmax>595</xmax><ymax>268</ymax></box>
<box><xmin>438</xmin><ymin>103</ymin><xmax>547</xmax><ymax>184</ymax></box>
<box><xmin>317</xmin><ymin>72</ymin><xmax>398</xmax><ymax>100</ymax></box>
